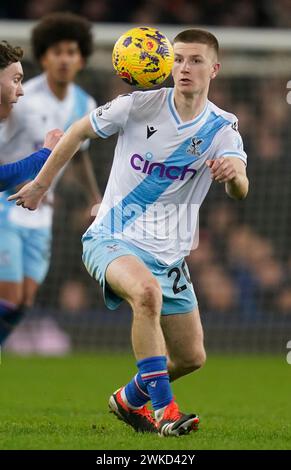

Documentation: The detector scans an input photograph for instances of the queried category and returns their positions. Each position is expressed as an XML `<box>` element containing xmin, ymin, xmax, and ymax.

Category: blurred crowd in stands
<box><xmin>1</xmin><ymin>0</ymin><xmax>291</xmax><ymax>28</ymax></box>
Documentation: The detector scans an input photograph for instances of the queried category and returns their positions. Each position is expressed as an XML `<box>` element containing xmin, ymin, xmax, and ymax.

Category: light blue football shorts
<box><xmin>0</xmin><ymin>225</ymin><xmax>51</xmax><ymax>284</ymax></box>
<box><xmin>82</xmin><ymin>233</ymin><xmax>198</xmax><ymax>315</ymax></box>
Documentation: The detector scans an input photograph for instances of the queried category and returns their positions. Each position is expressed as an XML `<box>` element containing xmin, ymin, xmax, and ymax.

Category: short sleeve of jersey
<box><xmin>214</xmin><ymin>122</ymin><xmax>247</xmax><ymax>165</ymax></box>
<box><xmin>89</xmin><ymin>94</ymin><xmax>133</xmax><ymax>139</ymax></box>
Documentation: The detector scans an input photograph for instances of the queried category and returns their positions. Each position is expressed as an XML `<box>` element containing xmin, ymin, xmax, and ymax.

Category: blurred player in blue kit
<box><xmin>10</xmin><ymin>29</ymin><xmax>249</xmax><ymax>436</ymax></box>
<box><xmin>0</xmin><ymin>13</ymin><xmax>100</xmax><ymax>344</ymax></box>
<box><xmin>0</xmin><ymin>41</ymin><xmax>62</xmax><ymax>192</ymax></box>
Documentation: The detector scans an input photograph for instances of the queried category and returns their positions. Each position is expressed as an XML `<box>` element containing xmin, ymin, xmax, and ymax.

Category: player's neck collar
<box><xmin>167</xmin><ymin>88</ymin><xmax>209</xmax><ymax>131</ymax></box>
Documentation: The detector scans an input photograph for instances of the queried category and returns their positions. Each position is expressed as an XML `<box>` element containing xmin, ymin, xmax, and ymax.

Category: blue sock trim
<box><xmin>124</xmin><ymin>373</ymin><xmax>149</xmax><ymax>408</ymax></box>
<box><xmin>135</xmin><ymin>372</ymin><xmax>148</xmax><ymax>395</ymax></box>
<box><xmin>137</xmin><ymin>356</ymin><xmax>173</xmax><ymax>410</ymax></box>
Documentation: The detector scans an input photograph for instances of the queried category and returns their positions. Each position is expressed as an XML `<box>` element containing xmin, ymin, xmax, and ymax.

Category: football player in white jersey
<box><xmin>0</xmin><ymin>14</ymin><xmax>100</xmax><ymax>345</ymax></box>
<box><xmin>10</xmin><ymin>29</ymin><xmax>249</xmax><ymax>436</ymax></box>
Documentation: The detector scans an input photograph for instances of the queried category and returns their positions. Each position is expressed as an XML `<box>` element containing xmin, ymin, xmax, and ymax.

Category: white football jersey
<box><xmin>86</xmin><ymin>87</ymin><xmax>247</xmax><ymax>265</ymax></box>
<box><xmin>0</xmin><ymin>73</ymin><xmax>96</xmax><ymax>228</ymax></box>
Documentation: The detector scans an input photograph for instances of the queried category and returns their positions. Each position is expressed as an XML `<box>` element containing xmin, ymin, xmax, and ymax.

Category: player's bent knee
<box><xmin>132</xmin><ymin>278</ymin><xmax>162</xmax><ymax>317</ymax></box>
<box><xmin>191</xmin><ymin>349</ymin><xmax>207</xmax><ymax>370</ymax></box>
<box><xmin>177</xmin><ymin>349</ymin><xmax>207</xmax><ymax>374</ymax></box>
<box><xmin>189</xmin><ymin>349</ymin><xmax>207</xmax><ymax>371</ymax></box>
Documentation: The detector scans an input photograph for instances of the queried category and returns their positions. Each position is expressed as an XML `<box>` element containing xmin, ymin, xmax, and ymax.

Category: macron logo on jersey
<box><xmin>130</xmin><ymin>154</ymin><xmax>197</xmax><ymax>181</ymax></box>
<box><xmin>147</xmin><ymin>125</ymin><xmax>158</xmax><ymax>139</ymax></box>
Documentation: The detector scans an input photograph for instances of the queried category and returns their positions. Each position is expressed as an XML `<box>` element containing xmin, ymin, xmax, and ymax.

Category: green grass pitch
<box><xmin>0</xmin><ymin>353</ymin><xmax>290</xmax><ymax>450</ymax></box>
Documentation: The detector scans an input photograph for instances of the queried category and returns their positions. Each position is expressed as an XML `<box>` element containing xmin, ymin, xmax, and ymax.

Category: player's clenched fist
<box><xmin>43</xmin><ymin>129</ymin><xmax>64</xmax><ymax>151</ymax></box>
<box><xmin>206</xmin><ymin>157</ymin><xmax>238</xmax><ymax>183</ymax></box>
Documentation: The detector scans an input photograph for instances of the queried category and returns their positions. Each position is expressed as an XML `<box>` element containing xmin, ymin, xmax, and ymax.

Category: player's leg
<box><xmin>106</xmin><ymin>259</ymin><xmax>199</xmax><ymax>436</ymax></box>
<box><xmin>105</xmin><ymin>255</ymin><xmax>166</xmax><ymax>359</ymax></box>
<box><xmin>125</xmin><ymin>307</ymin><xmax>204</xmax><ymax>435</ymax></box>
<box><xmin>10</xmin><ymin>227</ymin><xmax>51</xmax><ymax>342</ymax></box>
<box><xmin>22</xmin><ymin>226</ymin><xmax>51</xmax><ymax>307</ymax></box>
<box><xmin>83</xmin><ymin>237</ymin><xmax>169</xmax><ymax>432</ymax></box>
<box><xmin>83</xmin><ymin>236</ymin><xmax>198</xmax><ymax>435</ymax></box>
<box><xmin>101</xmin><ymin>254</ymin><xmax>167</xmax><ymax>433</ymax></box>
<box><xmin>161</xmin><ymin>308</ymin><xmax>206</xmax><ymax>381</ymax></box>
<box><xmin>145</xmin><ymin>258</ymin><xmax>201</xmax><ymax>435</ymax></box>
<box><xmin>148</xmin><ymin>310</ymin><xmax>204</xmax><ymax>436</ymax></box>
<box><xmin>83</xmin><ymin>235</ymin><xmax>167</xmax><ymax>360</ymax></box>
<box><xmin>22</xmin><ymin>277</ymin><xmax>39</xmax><ymax>308</ymax></box>
<box><xmin>106</xmin><ymin>255</ymin><xmax>175</xmax><ymax>416</ymax></box>
<box><xmin>0</xmin><ymin>228</ymin><xmax>25</xmax><ymax>344</ymax></box>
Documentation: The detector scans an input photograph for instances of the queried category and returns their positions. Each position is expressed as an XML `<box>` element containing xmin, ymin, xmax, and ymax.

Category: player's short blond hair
<box><xmin>174</xmin><ymin>29</ymin><xmax>219</xmax><ymax>58</ymax></box>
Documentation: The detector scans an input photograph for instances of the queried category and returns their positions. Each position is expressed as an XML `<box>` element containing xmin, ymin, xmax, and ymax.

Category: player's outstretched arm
<box><xmin>8</xmin><ymin>115</ymin><xmax>97</xmax><ymax>210</ymax></box>
<box><xmin>0</xmin><ymin>148</ymin><xmax>51</xmax><ymax>192</ymax></box>
<box><xmin>0</xmin><ymin>129</ymin><xmax>63</xmax><ymax>192</ymax></box>
<box><xmin>206</xmin><ymin>157</ymin><xmax>249</xmax><ymax>200</ymax></box>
